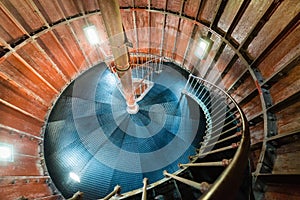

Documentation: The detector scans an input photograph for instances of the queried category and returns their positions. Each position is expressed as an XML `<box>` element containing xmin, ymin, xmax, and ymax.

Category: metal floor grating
<box><xmin>44</xmin><ymin>63</ymin><xmax>205</xmax><ymax>199</ymax></box>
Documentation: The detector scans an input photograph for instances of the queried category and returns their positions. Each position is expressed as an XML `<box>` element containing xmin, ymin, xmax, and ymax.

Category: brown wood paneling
<box><xmin>0</xmin><ymin>102</ymin><xmax>43</xmax><ymax>135</ymax></box>
<box><xmin>0</xmin><ymin>6</ymin><xmax>25</xmax><ymax>44</ymax></box>
<box><xmin>17</xmin><ymin>42</ymin><xmax>67</xmax><ymax>91</ymax></box>
<box><xmin>269</xmin><ymin>65</ymin><xmax>300</xmax><ymax>104</ymax></box>
<box><xmin>57</xmin><ymin>0</ymin><xmax>80</xmax><ymax>18</ymax></box>
<box><xmin>241</xmin><ymin>95</ymin><xmax>262</xmax><ymax>121</ymax></box>
<box><xmin>37</xmin><ymin>32</ymin><xmax>78</xmax><ymax>80</ymax></box>
<box><xmin>174</xmin><ymin>19</ymin><xmax>194</xmax><ymax>63</ymax></box>
<box><xmin>149</xmin><ymin>12</ymin><xmax>164</xmax><ymax>55</ymax></box>
<box><xmin>215</xmin><ymin>45</ymin><xmax>235</xmax><ymax>73</ymax></box>
<box><xmin>32</xmin><ymin>0</ymin><xmax>64</xmax><ymax>24</ymax></box>
<box><xmin>136</xmin><ymin>10</ymin><xmax>150</xmax><ymax>50</ymax></box>
<box><xmin>199</xmin><ymin>0</ymin><xmax>221</xmax><ymax>24</ymax></box>
<box><xmin>249</xmin><ymin>121</ymin><xmax>264</xmax><ymax>145</ymax></box>
<box><xmin>273</xmin><ymin>140</ymin><xmax>300</xmax><ymax>174</ymax></box>
<box><xmin>119</xmin><ymin>0</ymin><xmax>132</xmax><ymax>7</ymax></box>
<box><xmin>199</xmin><ymin>34</ymin><xmax>222</xmax><ymax>80</ymax></box>
<box><xmin>1</xmin><ymin>0</ymin><xmax>45</xmax><ymax>33</ymax></box>
<box><xmin>258</xmin><ymin>26</ymin><xmax>300</xmax><ymax>79</ymax></box>
<box><xmin>151</xmin><ymin>0</ymin><xmax>166</xmax><ymax>10</ymax></box>
<box><xmin>263</xmin><ymin>185</ymin><xmax>300</xmax><ymax>200</ymax></box>
<box><xmin>185</xmin><ymin>24</ymin><xmax>209</xmax><ymax>73</ymax></box>
<box><xmin>88</xmin><ymin>14</ymin><xmax>112</xmax><ymax>59</ymax></box>
<box><xmin>0</xmin><ymin>127</ymin><xmax>39</xmax><ymax>156</ymax></box>
<box><xmin>0</xmin><ymin>75</ymin><xmax>48</xmax><ymax>120</ymax></box>
<box><xmin>1</xmin><ymin>54</ymin><xmax>56</xmax><ymax>103</ymax></box>
<box><xmin>184</xmin><ymin>0</ymin><xmax>201</xmax><ymax>18</ymax></box>
<box><xmin>0</xmin><ymin>156</ymin><xmax>42</xmax><ymax>176</ymax></box>
<box><xmin>82</xmin><ymin>0</ymin><xmax>99</xmax><ymax>12</ymax></box>
<box><xmin>231</xmin><ymin>75</ymin><xmax>256</xmax><ymax>103</ymax></box>
<box><xmin>221</xmin><ymin>58</ymin><xmax>247</xmax><ymax>89</ymax></box>
<box><xmin>135</xmin><ymin>0</ymin><xmax>148</xmax><ymax>8</ymax></box>
<box><xmin>248</xmin><ymin>1</ymin><xmax>300</xmax><ymax>58</ymax></box>
<box><xmin>0</xmin><ymin>177</ymin><xmax>52</xmax><ymax>200</ymax></box>
<box><xmin>167</xmin><ymin>0</ymin><xmax>182</xmax><ymax>13</ymax></box>
<box><xmin>217</xmin><ymin>0</ymin><xmax>243</xmax><ymax>32</ymax></box>
<box><xmin>53</xmin><ymin>25</ymin><xmax>87</xmax><ymax>71</ymax></box>
<box><xmin>276</xmin><ymin>101</ymin><xmax>300</xmax><ymax>135</ymax></box>
<box><xmin>69</xmin><ymin>19</ymin><xmax>98</xmax><ymax>66</ymax></box>
<box><xmin>231</xmin><ymin>0</ymin><xmax>271</xmax><ymax>44</ymax></box>
<box><xmin>163</xmin><ymin>15</ymin><xmax>179</xmax><ymax>58</ymax></box>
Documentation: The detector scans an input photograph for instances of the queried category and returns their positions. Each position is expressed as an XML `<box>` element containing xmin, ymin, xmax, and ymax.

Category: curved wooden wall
<box><xmin>0</xmin><ymin>0</ymin><xmax>299</xmax><ymax>199</ymax></box>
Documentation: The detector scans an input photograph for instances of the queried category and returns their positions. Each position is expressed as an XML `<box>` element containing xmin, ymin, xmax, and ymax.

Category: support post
<box><xmin>67</xmin><ymin>191</ymin><xmax>83</xmax><ymax>200</ymax></box>
<box><xmin>192</xmin><ymin>143</ymin><xmax>239</xmax><ymax>160</ymax></box>
<box><xmin>98</xmin><ymin>0</ymin><xmax>138</xmax><ymax>114</ymax></box>
<box><xmin>163</xmin><ymin>170</ymin><xmax>211</xmax><ymax>193</ymax></box>
<box><xmin>142</xmin><ymin>178</ymin><xmax>148</xmax><ymax>200</ymax></box>
<box><xmin>102</xmin><ymin>185</ymin><xmax>121</xmax><ymax>200</ymax></box>
<box><xmin>179</xmin><ymin>159</ymin><xmax>232</xmax><ymax>168</ymax></box>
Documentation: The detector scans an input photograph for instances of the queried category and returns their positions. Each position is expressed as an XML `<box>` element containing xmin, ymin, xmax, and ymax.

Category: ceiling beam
<box><xmin>0</xmin><ymin>98</ymin><xmax>44</xmax><ymax>123</ymax></box>
<box><xmin>262</xmin><ymin>54</ymin><xmax>300</xmax><ymax>89</ymax></box>
<box><xmin>251</xmin><ymin>12</ymin><xmax>300</xmax><ymax>69</ymax></box>
<box><xmin>211</xmin><ymin>0</ymin><xmax>228</xmax><ymax>31</ymax></box>
<box><xmin>0</xmin><ymin>1</ymin><xmax>28</xmax><ymax>35</ymax></box>
<box><xmin>225</xmin><ymin>0</ymin><xmax>251</xmax><ymax>42</ymax></box>
<box><xmin>239</xmin><ymin>0</ymin><xmax>283</xmax><ymax>64</ymax></box>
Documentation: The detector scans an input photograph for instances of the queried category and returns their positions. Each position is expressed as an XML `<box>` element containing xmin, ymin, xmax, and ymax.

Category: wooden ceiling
<box><xmin>0</xmin><ymin>0</ymin><xmax>299</xmax><ymax>199</ymax></box>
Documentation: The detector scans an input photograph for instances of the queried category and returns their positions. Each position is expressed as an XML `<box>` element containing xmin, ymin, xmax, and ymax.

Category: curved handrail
<box><xmin>104</xmin><ymin>56</ymin><xmax>250</xmax><ymax>199</ymax></box>
<box><xmin>183</xmin><ymin>74</ymin><xmax>250</xmax><ymax>199</ymax></box>
<box><xmin>111</xmin><ymin>54</ymin><xmax>162</xmax><ymax>102</ymax></box>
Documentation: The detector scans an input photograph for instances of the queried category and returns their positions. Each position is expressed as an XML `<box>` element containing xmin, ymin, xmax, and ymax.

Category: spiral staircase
<box><xmin>43</xmin><ymin>55</ymin><xmax>250</xmax><ymax>200</ymax></box>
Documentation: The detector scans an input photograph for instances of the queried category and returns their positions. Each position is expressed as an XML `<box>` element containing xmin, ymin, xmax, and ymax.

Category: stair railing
<box><xmin>165</xmin><ymin>74</ymin><xmax>250</xmax><ymax>199</ymax></box>
<box><xmin>109</xmin><ymin>62</ymin><xmax>249</xmax><ymax>200</ymax></box>
<box><xmin>142</xmin><ymin>178</ymin><xmax>148</xmax><ymax>200</ymax></box>
<box><xmin>111</xmin><ymin>54</ymin><xmax>163</xmax><ymax>102</ymax></box>
<box><xmin>131</xmin><ymin>63</ymin><xmax>154</xmax><ymax>101</ymax></box>
<box><xmin>100</xmin><ymin>185</ymin><xmax>121</xmax><ymax>200</ymax></box>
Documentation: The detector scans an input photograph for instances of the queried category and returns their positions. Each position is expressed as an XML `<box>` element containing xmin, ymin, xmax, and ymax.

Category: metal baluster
<box><xmin>184</xmin><ymin>74</ymin><xmax>192</xmax><ymax>92</ymax></box>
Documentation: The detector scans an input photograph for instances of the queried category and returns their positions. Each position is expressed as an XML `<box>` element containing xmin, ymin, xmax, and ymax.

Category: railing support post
<box><xmin>67</xmin><ymin>191</ymin><xmax>83</xmax><ymax>200</ymax></box>
<box><xmin>142</xmin><ymin>178</ymin><xmax>148</xmax><ymax>200</ymax></box>
<box><xmin>163</xmin><ymin>170</ymin><xmax>211</xmax><ymax>193</ymax></box>
<box><xmin>102</xmin><ymin>185</ymin><xmax>121</xmax><ymax>200</ymax></box>
<box><xmin>179</xmin><ymin>159</ymin><xmax>232</xmax><ymax>168</ymax></box>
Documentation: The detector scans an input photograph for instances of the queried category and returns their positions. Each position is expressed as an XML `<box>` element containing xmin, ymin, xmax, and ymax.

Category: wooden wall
<box><xmin>0</xmin><ymin>0</ymin><xmax>299</xmax><ymax>199</ymax></box>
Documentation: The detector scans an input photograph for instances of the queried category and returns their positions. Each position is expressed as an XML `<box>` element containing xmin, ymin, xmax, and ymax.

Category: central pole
<box><xmin>98</xmin><ymin>0</ymin><xmax>139</xmax><ymax>114</ymax></box>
